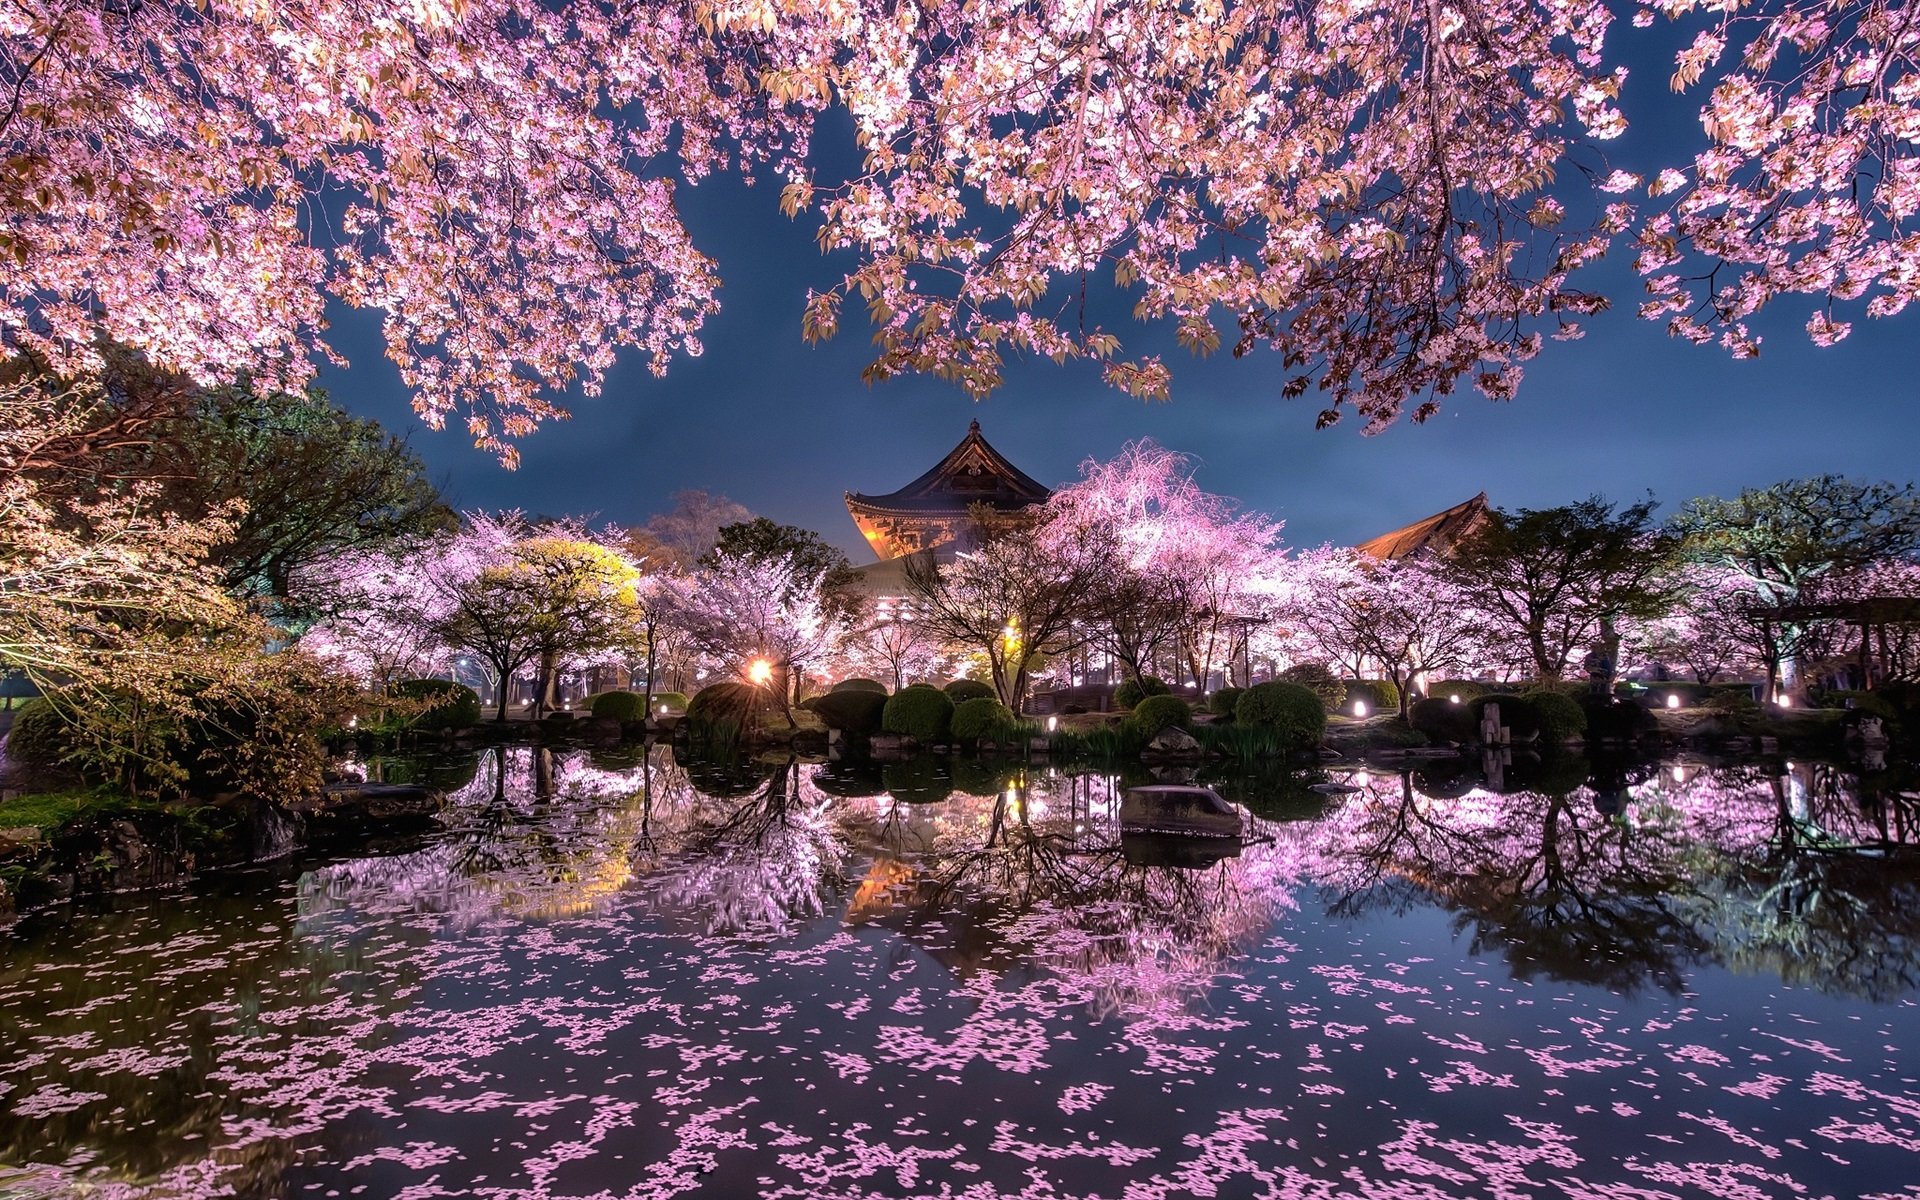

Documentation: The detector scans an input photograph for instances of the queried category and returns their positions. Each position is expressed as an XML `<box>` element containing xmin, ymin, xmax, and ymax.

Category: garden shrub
<box><xmin>589</xmin><ymin>690</ymin><xmax>648</xmax><ymax>722</ymax></box>
<box><xmin>1128</xmin><ymin>694</ymin><xmax>1192</xmax><ymax>737</ymax></box>
<box><xmin>1579</xmin><ymin>694</ymin><xmax>1658</xmax><ymax>741</ymax></box>
<box><xmin>943</xmin><ymin>679</ymin><xmax>996</xmax><ymax>703</ymax></box>
<box><xmin>882</xmin><ymin>685</ymin><xmax>954</xmax><ymax>743</ymax></box>
<box><xmin>1113</xmin><ymin>675</ymin><xmax>1171</xmax><ymax>709</ymax></box>
<box><xmin>393</xmin><ymin>679</ymin><xmax>482</xmax><ymax>730</ymax></box>
<box><xmin>808</xmin><ymin>689</ymin><xmax>890</xmax><ymax>736</ymax></box>
<box><xmin>1523</xmin><ymin>688</ymin><xmax>1588</xmax><ymax>742</ymax></box>
<box><xmin>1427</xmin><ymin>680</ymin><xmax>1487</xmax><ymax>703</ymax></box>
<box><xmin>1470</xmin><ymin>693</ymin><xmax>1541</xmax><ymax>740</ymax></box>
<box><xmin>1234</xmin><ymin>682</ymin><xmax>1326</xmax><ymax>750</ymax></box>
<box><xmin>833</xmin><ymin>678</ymin><xmax>890</xmax><ymax>695</ymax></box>
<box><xmin>1344</xmin><ymin>678</ymin><xmax>1401</xmax><ymax>713</ymax></box>
<box><xmin>4</xmin><ymin>696</ymin><xmax>72</xmax><ymax>766</ymax></box>
<box><xmin>1409</xmin><ymin>697</ymin><xmax>1477</xmax><ymax>744</ymax></box>
<box><xmin>649</xmin><ymin>691</ymin><xmax>689</xmax><ymax>712</ymax></box>
<box><xmin>686</xmin><ymin>682</ymin><xmax>766</xmax><ymax>741</ymax></box>
<box><xmin>1278</xmin><ymin>663</ymin><xmax>1346</xmax><ymax>712</ymax></box>
<box><xmin>951</xmin><ymin>696</ymin><xmax>1018</xmax><ymax>743</ymax></box>
<box><xmin>1207</xmin><ymin>687</ymin><xmax>1244</xmax><ymax>718</ymax></box>
<box><xmin>1706</xmin><ymin>686</ymin><xmax>1761</xmax><ymax>714</ymax></box>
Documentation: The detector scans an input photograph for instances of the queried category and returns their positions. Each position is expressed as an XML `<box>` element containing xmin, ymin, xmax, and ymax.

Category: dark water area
<box><xmin>2</xmin><ymin>747</ymin><xmax>1918</xmax><ymax>1199</ymax></box>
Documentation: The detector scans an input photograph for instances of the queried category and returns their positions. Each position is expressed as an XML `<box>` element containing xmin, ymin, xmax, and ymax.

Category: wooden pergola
<box><xmin>1753</xmin><ymin>596</ymin><xmax>1920</xmax><ymax>691</ymax></box>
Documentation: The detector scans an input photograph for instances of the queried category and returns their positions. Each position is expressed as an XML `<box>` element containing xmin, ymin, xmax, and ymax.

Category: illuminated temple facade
<box><xmin>844</xmin><ymin>420</ymin><xmax>1053</xmax><ymax>561</ymax></box>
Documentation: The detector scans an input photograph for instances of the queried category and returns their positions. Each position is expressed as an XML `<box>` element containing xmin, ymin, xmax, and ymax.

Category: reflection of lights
<box><xmin>1353</xmin><ymin>700</ymin><xmax>1368</xmax><ymax>717</ymax></box>
<box><xmin>1355</xmin><ymin>769</ymin><xmax>1371</xmax><ymax>788</ymax></box>
<box><xmin>748</xmin><ymin>659</ymin><xmax>773</xmax><ymax>685</ymax></box>
<box><xmin>1667</xmin><ymin>693</ymin><xmax>1681</xmax><ymax>709</ymax></box>
<box><xmin>1047</xmin><ymin>715</ymin><xmax>1059</xmax><ymax>733</ymax></box>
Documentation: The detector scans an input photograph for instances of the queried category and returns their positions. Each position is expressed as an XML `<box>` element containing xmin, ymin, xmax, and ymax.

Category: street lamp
<box><xmin>748</xmin><ymin>658</ymin><xmax>774</xmax><ymax>686</ymax></box>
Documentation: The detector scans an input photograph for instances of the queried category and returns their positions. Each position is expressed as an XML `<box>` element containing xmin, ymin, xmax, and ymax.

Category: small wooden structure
<box><xmin>1119</xmin><ymin>784</ymin><xmax>1245</xmax><ymax>838</ymax></box>
<box><xmin>1749</xmin><ymin>596</ymin><xmax>1920</xmax><ymax>691</ymax></box>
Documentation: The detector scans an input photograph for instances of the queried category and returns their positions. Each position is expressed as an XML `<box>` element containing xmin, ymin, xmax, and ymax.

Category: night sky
<box><xmin>321</xmin><ymin>23</ymin><xmax>1920</xmax><ymax>562</ymax></box>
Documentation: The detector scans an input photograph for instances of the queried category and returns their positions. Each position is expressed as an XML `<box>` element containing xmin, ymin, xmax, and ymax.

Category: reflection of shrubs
<box><xmin>1343</xmin><ymin>679</ymin><xmax>1401</xmax><ymax>713</ymax></box>
<box><xmin>393</xmin><ymin>679</ymin><xmax>482</xmax><ymax>730</ymax></box>
<box><xmin>834</xmin><ymin>678</ymin><xmax>890</xmax><ymax>695</ymax></box>
<box><xmin>882</xmin><ymin>685</ymin><xmax>954</xmax><ymax>743</ymax></box>
<box><xmin>1113</xmin><ymin>675</ymin><xmax>1170</xmax><ymax>710</ymax></box>
<box><xmin>943</xmin><ymin>679</ymin><xmax>995</xmax><ymax>703</ymax></box>
<box><xmin>881</xmin><ymin>757</ymin><xmax>953</xmax><ymax>803</ymax></box>
<box><xmin>1409</xmin><ymin>697</ymin><xmax>1476</xmax><ymax>744</ymax></box>
<box><xmin>1235</xmin><ymin>682</ymin><xmax>1325</xmax><ymax>750</ymax></box>
<box><xmin>1278</xmin><ymin>663</ymin><xmax>1345</xmax><ymax>711</ymax></box>
<box><xmin>1507</xmin><ymin>752</ymin><xmax>1592</xmax><ymax>796</ymax></box>
<box><xmin>1208</xmin><ymin>687</ymin><xmax>1243</xmax><ymax>718</ymax></box>
<box><xmin>806</xmin><ymin>689</ymin><xmax>889</xmax><ymax>736</ymax></box>
<box><xmin>5</xmin><ymin>697</ymin><xmax>73</xmax><ymax>766</ymax></box>
<box><xmin>1524</xmin><ymin>689</ymin><xmax>1588</xmax><ymax>742</ymax></box>
<box><xmin>1129</xmin><ymin>694</ymin><xmax>1192</xmax><ymax>736</ymax></box>
<box><xmin>589</xmin><ymin>690</ymin><xmax>648</xmax><ymax>722</ymax></box>
<box><xmin>951</xmin><ymin>697</ymin><xmax>1018</xmax><ymax>744</ymax></box>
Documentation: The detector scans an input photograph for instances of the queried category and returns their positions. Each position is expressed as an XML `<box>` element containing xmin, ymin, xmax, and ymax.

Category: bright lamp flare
<box><xmin>1666</xmin><ymin>693</ymin><xmax>1681</xmax><ymax>709</ymax></box>
<box><xmin>1353</xmin><ymin>700</ymin><xmax>1368</xmax><ymax>717</ymax></box>
<box><xmin>748</xmin><ymin>659</ymin><xmax>774</xmax><ymax>686</ymax></box>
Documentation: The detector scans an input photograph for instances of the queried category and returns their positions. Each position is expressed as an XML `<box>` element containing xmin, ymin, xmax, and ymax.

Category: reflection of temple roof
<box><xmin>846</xmin><ymin>421</ymin><xmax>1051</xmax><ymax>519</ymax></box>
<box><xmin>1355</xmin><ymin>493</ymin><xmax>1491</xmax><ymax>560</ymax></box>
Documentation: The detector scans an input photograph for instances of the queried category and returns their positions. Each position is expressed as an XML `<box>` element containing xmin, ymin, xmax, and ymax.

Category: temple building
<box><xmin>1354</xmin><ymin>492</ymin><xmax>1491</xmax><ymax>560</ymax></box>
<box><xmin>845</xmin><ymin>420</ymin><xmax>1052</xmax><ymax>561</ymax></box>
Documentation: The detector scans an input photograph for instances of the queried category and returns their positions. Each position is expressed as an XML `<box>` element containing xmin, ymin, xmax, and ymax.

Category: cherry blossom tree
<box><xmin>670</xmin><ymin>549</ymin><xmax>845</xmax><ymax>712</ymax></box>
<box><xmin>1287</xmin><ymin>547</ymin><xmax>1481</xmax><ymax>715</ymax></box>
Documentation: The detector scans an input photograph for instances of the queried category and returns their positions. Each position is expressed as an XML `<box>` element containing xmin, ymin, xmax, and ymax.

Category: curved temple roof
<box><xmin>845</xmin><ymin>420</ymin><xmax>1052</xmax><ymax>517</ymax></box>
<box><xmin>1354</xmin><ymin>492</ymin><xmax>1491</xmax><ymax>560</ymax></box>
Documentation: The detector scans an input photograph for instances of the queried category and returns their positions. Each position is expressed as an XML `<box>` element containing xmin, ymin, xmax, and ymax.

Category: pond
<box><xmin>2</xmin><ymin>746</ymin><xmax>1918</xmax><ymax>1198</ymax></box>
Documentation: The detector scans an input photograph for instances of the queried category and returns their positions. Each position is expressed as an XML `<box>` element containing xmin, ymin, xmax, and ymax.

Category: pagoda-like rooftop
<box><xmin>1354</xmin><ymin>492</ymin><xmax>1491</xmax><ymax>560</ymax></box>
<box><xmin>846</xmin><ymin>420</ymin><xmax>1051</xmax><ymax>559</ymax></box>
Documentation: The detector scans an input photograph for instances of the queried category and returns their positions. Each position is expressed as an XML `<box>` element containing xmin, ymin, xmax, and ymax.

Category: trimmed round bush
<box><xmin>943</xmin><ymin>679</ymin><xmax>996</xmax><ymax>703</ymax></box>
<box><xmin>1523</xmin><ymin>688</ymin><xmax>1588</xmax><ymax>743</ymax></box>
<box><xmin>1208</xmin><ymin>687</ymin><xmax>1244</xmax><ymax>718</ymax></box>
<box><xmin>649</xmin><ymin>691</ymin><xmax>689</xmax><ymax>712</ymax></box>
<box><xmin>882</xmin><ymin>684</ymin><xmax>954</xmax><ymax>743</ymax></box>
<box><xmin>1343</xmin><ymin>678</ymin><xmax>1401</xmax><ymax>714</ymax></box>
<box><xmin>589</xmin><ymin>690</ymin><xmax>648</xmax><ymax>722</ymax></box>
<box><xmin>1706</xmin><ymin>686</ymin><xmax>1761</xmax><ymax>714</ymax></box>
<box><xmin>1279</xmin><ymin>663</ymin><xmax>1347</xmax><ymax>712</ymax></box>
<box><xmin>1470</xmin><ymin>693</ymin><xmax>1541</xmax><ymax>740</ymax></box>
<box><xmin>4</xmin><ymin>696</ymin><xmax>72</xmax><ymax>766</ymax></box>
<box><xmin>951</xmin><ymin>696</ymin><xmax>1018</xmax><ymax>743</ymax></box>
<box><xmin>1579</xmin><ymin>694</ymin><xmax>1659</xmax><ymax>741</ymax></box>
<box><xmin>686</xmin><ymin>682</ymin><xmax>766</xmax><ymax>739</ymax></box>
<box><xmin>1409</xmin><ymin>697</ymin><xmax>1477</xmax><ymax>744</ymax></box>
<box><xmin>1427</xmin><ymin>679</ymin><xmax>1487</xmax><ymax>703</ymax></box>
<box><xmin>1234</xmin><ymin>681</ymin><xmax>1326</xmax><ymax>750</ymax></box>
<box><xmin>833</xmin><ymin>678</ymin><xmax>890</xmax><ymax>695</ymax></box>
<box><xmin>1129</xmin><ymin>694</ymin><xmax>1192</xmax><ymax>736</ymax></box>
<box><xmin>808</xmin><ymin>688</ymin><xmax>890</xmax><ymax>736</ymax></box>
<box><xmin>1113</xmin><ymin>675</ymin><xmax>1171</xmax><ymax>710</ymax></box>
<box><xmin>393</xmin><ymin>678</ymin><xmax>481</xmax><ymax>730</ymax></box>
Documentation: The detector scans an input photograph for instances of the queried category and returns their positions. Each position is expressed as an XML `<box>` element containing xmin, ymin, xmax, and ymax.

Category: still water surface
<box><xmin>2</xmin><ymin>747</ymin><xmax>1918</xmax><ymax>1198</ymax></box>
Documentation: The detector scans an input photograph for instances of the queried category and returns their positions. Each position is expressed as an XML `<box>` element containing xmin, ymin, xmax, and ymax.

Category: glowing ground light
<box><xmin>1778</xmin><ymin>694</ymin><xmax>1792</xmax><ymax>708</ymax></box>
<box><xmin>1449</xmin><ymin>694</ymin><xmax>1461</xmax><ymax>704</ymax></box>
<box><xmin>1047</xmin><ymin>716</ymin><xmax>1059</xmax><ymax>732</ymax></box>
<box><xmin>748</xmin><ymin>659</ymin><xmax>773</xmax><ymax>685</ymax></box>
<box><xmin>1353</xmin><ymin>700</ymin><xmax>1368</xmax><ymax>717</ymax></box>
<box><xmin>1667</xmin><ymin>693</ymin><xmax>1681</xmax><ymax>708</ymax></box>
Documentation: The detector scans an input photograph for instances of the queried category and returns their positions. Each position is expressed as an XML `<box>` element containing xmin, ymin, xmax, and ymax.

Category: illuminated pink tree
<box><xmin>671</xmin><ymin>550</ymin><xmax>845</xmax><ymax>704</ymax></box>
<box><xmin>1287</xmin><ymin>546</ymin><xmax>1483</xmax><ymax>713</ymax></box>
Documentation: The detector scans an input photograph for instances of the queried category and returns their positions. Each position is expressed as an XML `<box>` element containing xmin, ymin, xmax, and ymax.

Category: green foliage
<box><xmin>5</xmin><ymin>697</ymin><xmax>74</xmax><ymax>766</ymax></box>
<box><xmin>649</xmin><ymin>691</ymin><xmax>689</xmax><ymax>712</ymax></box>
<box><xmin>1207</xmin><ymin>687</ymin><xmax>1244</xmax><ymax>718</ymax></box>
<box><xmin>807</xmin><ymin>689</ymin><xmax>890</xmax><ymax>736</ymax></box>
<box><xmin>1194</xmin><ymin>723</ymin><xmax>1290</xmax><ymax>761</ymax></box>
<box><xmin>1427</xmin><ymin>679</ymin><xmax>1487</xmax><ymax>702</ymax></box>
<box><xmin>1471</xmin><ymin>693</ymin><xmax>1541</xmax><ymax>740</ymax></box>
<box><xmin>881</xmin><ymin>684</ymin><xmax>954</xmax><ymax>743</ymax></box>
<box><xmin>1409</xmin><ymin>697</ymin><xmax>1478</xmax><ymax>743</ymax></box>
<box><xmin>0</xmin><ymin>787</ymin><xmax>112</xmax><ymax>832</ymax></box>
<box><xmin>1523</xmin><ymin>688</ymin><xmax>1588</xmax><ymax>742</ymax></box>
<box><xmin>1128</xmin><ymin>694</ymin><xmax>1192</xmax><ymax>736</ymax></box>
<box><xmin>1278</xmin><ymin>663</ymin><xmax>1347</xmax><ymax>711</ymax></box>
<box><xmin>943</xmin><ymin>678</ymin><xmax>996</xmax><ymax>703</ymax></box>
<box><xmin>686</xmin><ymin>682</ymin><xmax>766</xmax><ymax>742</ymax></box>
<box><xmin>1706</xmin><ymin>687</ymin><xmax>1761</xmax><ymax>715</ymax></box>
<box><xmin>833</xmin><ymin>678</ymin><xmax>890</xmax><ymax>695</ymax></box>
<box><xmin>1344</xmin><ymin>678</ymin><xmax>1401</xmax><ymax>712</ymax></box>
<box><xmin>951</xmin><ymin>696</ymin><xmax>1018</xmax><ymax>743</ymax></box>
<box><xmin>588</xmin><ymin>690</ymin><xmax>648</xmax><ymax>722</ymax></box>
<box><xmin>1234</xmin><ymin>682</ymin><xmax>1326</xmax><ymax>750</ymax></box>
<box><xmin>1113</xmin><ymin>674</ymin><xmax>1171</xmax><ymax>709</ymax></box>
<box><xmin>393</xmin><ymin>679</ymin><xmax>482</xmax><ymax>730</ymax></box>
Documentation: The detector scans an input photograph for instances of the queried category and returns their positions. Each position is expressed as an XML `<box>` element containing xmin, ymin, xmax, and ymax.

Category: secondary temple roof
<box><xmin>1354</xmin><ymin>492</ymin><xmax>1491</xmax><ymax>560</ymax></box>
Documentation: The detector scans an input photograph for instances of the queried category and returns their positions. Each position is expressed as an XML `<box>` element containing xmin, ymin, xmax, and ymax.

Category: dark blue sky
<box><xmin>322</xmin><ymin>24</ymin><xmax>1920</xmax><ymax>561</ymax></box>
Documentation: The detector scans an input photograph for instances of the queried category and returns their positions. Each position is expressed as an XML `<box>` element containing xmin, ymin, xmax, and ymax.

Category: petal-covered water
<box><xmin>2</xmin><ymin>748</ymin><xmax>1917</xmax><ymax>1198</ymax></box>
